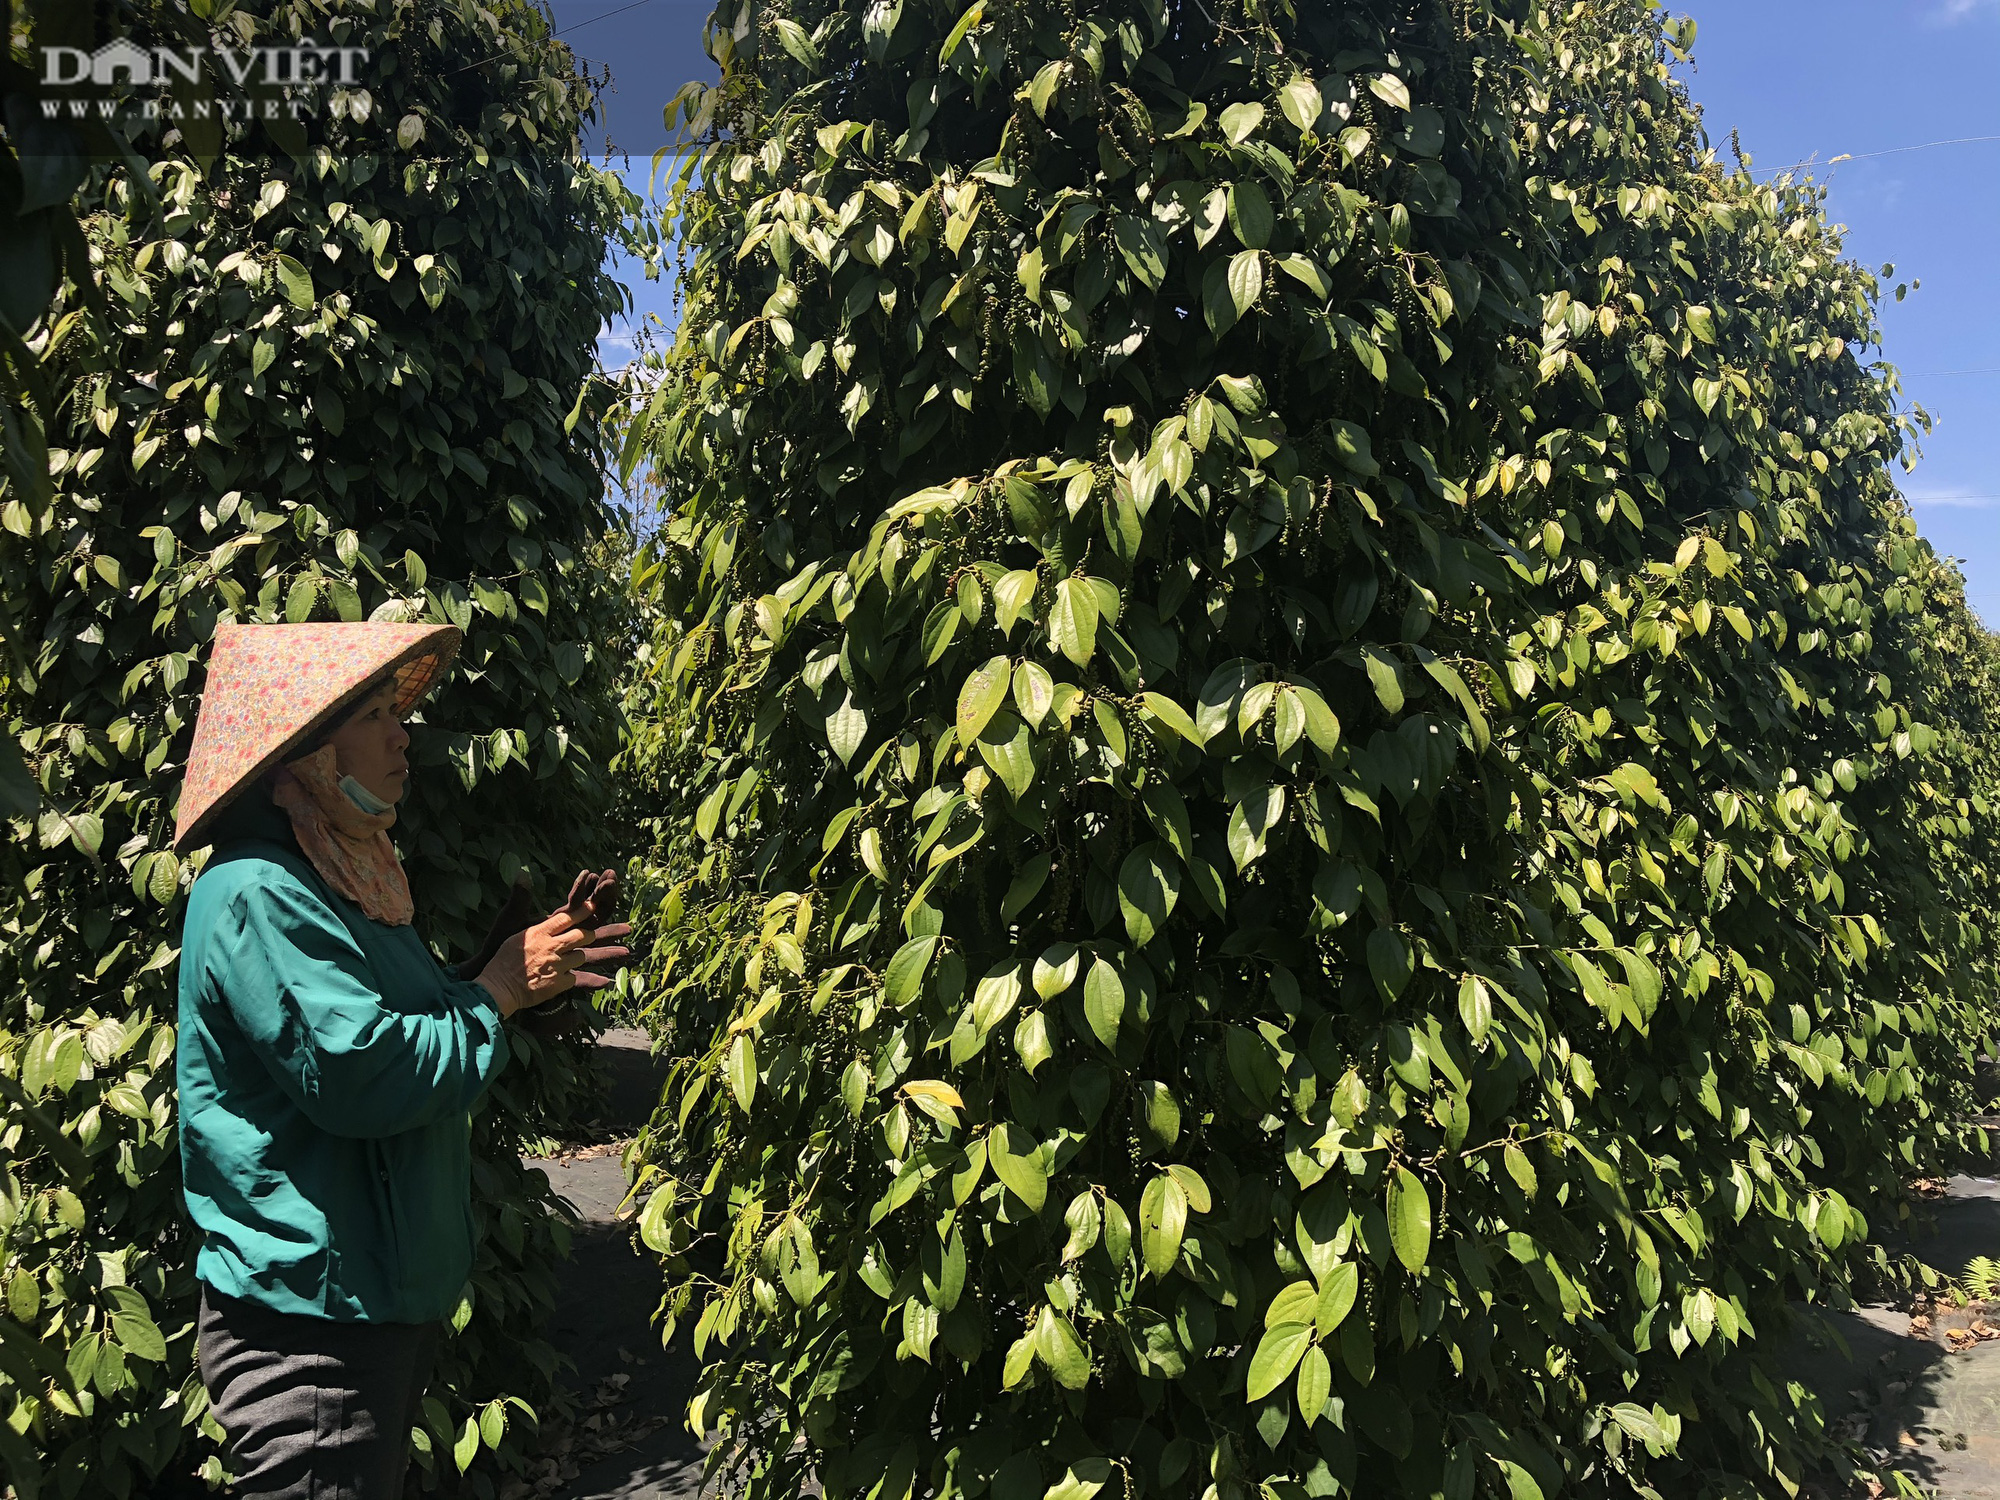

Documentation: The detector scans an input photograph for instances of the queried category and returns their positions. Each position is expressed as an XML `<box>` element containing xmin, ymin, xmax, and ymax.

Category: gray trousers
<box><xmin>197</xmin><ymin>1283</ymin><xmax>442</xmax><ymax>1499</ymax></box>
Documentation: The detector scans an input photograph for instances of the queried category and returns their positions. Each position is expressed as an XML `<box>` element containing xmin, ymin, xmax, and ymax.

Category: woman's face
<box><xmin>326</xmin><ymin>684</ymin><xmax>411</xmax><ymax>805</ymax></box>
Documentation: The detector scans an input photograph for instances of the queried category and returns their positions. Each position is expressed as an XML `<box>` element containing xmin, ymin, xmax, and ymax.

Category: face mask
<box><xmin>340</xmin><ymin>774</ymin><xmax>395</xmax><ymax>815</ymax></box>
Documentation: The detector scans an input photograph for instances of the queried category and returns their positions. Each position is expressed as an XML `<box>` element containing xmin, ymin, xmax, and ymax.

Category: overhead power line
<box><xmin>1753</xmin><ymin>133</ymin><xmax>2000</xmax><ymax>178</ymax></box>
<box><xmin>444</xmin><ymin>0</ymin><xmax>663</xmax><ymax>79</ymax></box>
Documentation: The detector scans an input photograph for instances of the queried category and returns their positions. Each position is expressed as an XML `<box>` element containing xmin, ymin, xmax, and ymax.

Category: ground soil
<box><xmin>515</xmin><ymin>1029</ymin><xmax>701</xmax><ymax>1499</ymax></box>
<box><xmin>1785</xmin><ymin>1174</ymin><xmax>2000</xmax><ymax>1498</ymax></box>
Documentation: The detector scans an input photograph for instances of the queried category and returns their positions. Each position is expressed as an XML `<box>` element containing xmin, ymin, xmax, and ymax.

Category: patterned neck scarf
<box><xmin>270</xmin><ymin>744</ymin><xmax>414</xmax><ymax>927</ymax></box>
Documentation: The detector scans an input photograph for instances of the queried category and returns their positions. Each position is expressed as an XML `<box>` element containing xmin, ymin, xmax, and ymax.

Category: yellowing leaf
<box><xmin>994</xmin><ymin>569</ymin><xmax>1039</xmax><ymax>635</ymax></box>
<box><xmin>956</xmin><ymin>656</ymin><xmax>1013</xmax><ymax>743</ymax></box>
<box><xmin>1050</xmin><ymin>578</ymin><xmax>1099</xmax><ymax>665</ymax></box>
<box><xmin>1166</xmin><ymin>1162</ymin><xmax>1211</xmax><ymax>1213</ymax></box>
<box><xmin>146</xmin><ymin>850</ymin><xmax>180</xmax><ymax>907</ymax></box>
<box><xmin>727</xmin><ymin>1034</ymin><xmax>757</xmax><ymax>1111</ymax></box>
<box><xmin>1139</xmin><ymin>1171</ymin><xmax>1188</xmax><ymax>1277</ymax></box>
<box><xmin>1014</xmin><ymin>1010</ymin><xmax>1053</xmax><ymax>1072</ymax></box>
<box><xmin>1013</xmin><ymin>660</ymin><xmax>1055</xmax><ymax>728</ymax></box>
<box><xmin>973</xmin><ymin>965</ymin><xmax>1023</xmax><ymax>1035</ymax></box>
<box><xmin>1265</xmin><ymin>1279</ymin><xmax>1319</xmax><ymax>1329</ymax></box>
<box><xmin>900</xmin><ymin>1079</ymin><xmax>964</xmax><ymax>1125</ymax></box>
<box><xmin>1245</xmin><ymin>1322</ymin><xmax>1313</xmax><ymax>1401</ymax></box>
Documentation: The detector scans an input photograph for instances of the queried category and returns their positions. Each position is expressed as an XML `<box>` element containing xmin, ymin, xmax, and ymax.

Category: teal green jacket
<box><xmin>176</xmin><ymin>789</ymin><xmax>509</xmax><ymax>1324</ymax></box>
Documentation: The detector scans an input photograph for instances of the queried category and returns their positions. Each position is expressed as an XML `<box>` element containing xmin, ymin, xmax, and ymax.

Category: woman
<box><xmin>173</xmin><ymin>621</ymin><xmax>631</xmax><ymax>1499</ymax></box>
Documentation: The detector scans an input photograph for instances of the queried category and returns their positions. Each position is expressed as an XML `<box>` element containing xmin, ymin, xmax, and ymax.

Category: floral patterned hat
<box><xmin>172</xmin><ymin>622</ymin><xmax>462</xmax><ymax>852</ymax></box>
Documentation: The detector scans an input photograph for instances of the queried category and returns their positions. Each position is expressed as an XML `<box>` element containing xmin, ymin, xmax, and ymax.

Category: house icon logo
<box><xmin>87</xmin><ymin>39</ymin><xmax>155</xmax><ymax>85</ymax></box>
<box><xmin>40</xmin><ymin>38</ymin><xmax>160</xmax><ymax>87</ymax></box>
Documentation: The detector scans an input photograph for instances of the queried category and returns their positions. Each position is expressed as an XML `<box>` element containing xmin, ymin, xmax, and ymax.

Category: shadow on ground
<box><xmin>523</xmin><ymin>1029</ymin><xmax>704</xmax><ymax>1500</ymax></box>
<box><xmin>1782</xmin><ymin>1176</ymin><xmax>2000</xmax><ymax>1498</ymax></box>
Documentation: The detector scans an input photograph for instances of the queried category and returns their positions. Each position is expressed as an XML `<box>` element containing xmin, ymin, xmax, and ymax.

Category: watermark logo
<box><xmin>37</xmin><ymin>38</ymin><xmax>371</xmax><ymax>121</ymax></box>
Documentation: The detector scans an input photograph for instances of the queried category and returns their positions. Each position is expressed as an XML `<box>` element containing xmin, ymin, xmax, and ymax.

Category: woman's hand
<box><xmin>562</xmin><ymin>869</ymin><xmax>621</xmax><ymax>934</ymax></box>
<box><xmin>550</xmin><ymin>869</ymin><xmax>631</xmax><ymax>994</ymax></box>
<box><xmin>475</xmin><ymin>875</ymin><xmax>631</xmax><ymax>1019</ymax></box>
<box><xmin>455</xmin><ymin>874</ymin><xmax>537</xmax><ymax>981</ymax></box>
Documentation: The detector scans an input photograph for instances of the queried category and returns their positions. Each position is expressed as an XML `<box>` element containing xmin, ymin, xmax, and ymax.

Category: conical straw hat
<box><xmin>173</xmin><ymin>622</ymin><xmax>462</xmax><ymax>852</ymax></box>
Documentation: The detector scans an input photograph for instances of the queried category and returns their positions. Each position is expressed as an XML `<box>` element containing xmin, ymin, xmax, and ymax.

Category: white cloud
<box><xmin>1929</xmin><ymin>0</ymin><xmax>1996</xmax><ymax>24</ymax></box>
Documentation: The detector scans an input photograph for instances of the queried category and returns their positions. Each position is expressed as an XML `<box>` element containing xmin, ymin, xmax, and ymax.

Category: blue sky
<box><xmin>1681</xmin><ymin>0</ymin><xmax>2000</xmax><ymax>619</ymax></box>
<box><xmin>589</xmin><ymin>2</ymin><xmax>2000</xmax><ymax>618</ymax></box>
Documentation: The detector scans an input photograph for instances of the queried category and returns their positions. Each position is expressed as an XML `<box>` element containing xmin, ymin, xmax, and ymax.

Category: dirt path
<box><xmin>517</xmin><ymin>1029</ymin><xmax>703</xmax><ymax>1500</ymax></box>
<box><xmin>1790</xmin><ymin>1176</ymin><xmax>2000</xmax><ymax>1498</ymax></box>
